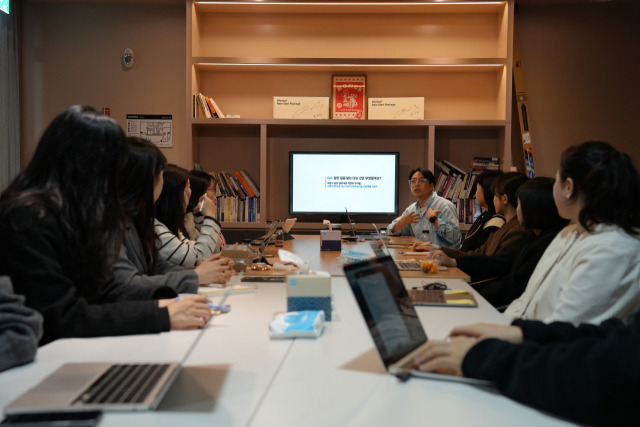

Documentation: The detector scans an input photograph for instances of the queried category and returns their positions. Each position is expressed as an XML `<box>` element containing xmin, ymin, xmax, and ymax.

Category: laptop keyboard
<box><xmin>74</xmin><ymin>364</ymin><xmax>170</xmax><ymax>405</ymax></box>
<box><xmin>408</xmin><ymin>289</ymin><xmax>447</xmax><ymax>304</ymax></box>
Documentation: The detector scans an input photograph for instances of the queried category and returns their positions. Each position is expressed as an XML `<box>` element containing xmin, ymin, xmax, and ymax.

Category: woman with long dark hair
<box><xmin>456</xmin><ymin>178</ymin><xmax>569</xmax><ymax>307</ymax></box>
<box><xmin>0</xmin><ymin>106</ymin><xmax>212</xmax><ymax>345</ymax></box>
<box><xmin>413</xmin><ymin>142</ymin><xmax>640</xmax><ymax>426</ymax></box>
<box><xmin>418</xmin><ymin>172</ymin><xmax>533</xmax><ymax>262</ymax></box>
<box><xmin>459</xmin><ymin>170</ymin><xmax>505</xmax><ymax>251</ymax></box>
<box><xmin>155</xmin><ymin>164</ymin><xmax>222</xmax><ymax>267</ymax></box>
<box><xmin>109</xmin><ymin>137</ymin><xmax>232</xmax><ymax>294</ymax></box>
<box><xmin>504</xmin><ymin>141</ymin><xmax>640</xmax><ymax>324</ymax></box>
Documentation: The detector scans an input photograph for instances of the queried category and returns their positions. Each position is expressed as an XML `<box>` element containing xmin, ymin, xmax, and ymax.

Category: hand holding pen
<box><xmin>159</xmin><ymin>294</ymin><xmax>213</xmax><ymax>330</ymax></box>
<box><xmin>196</xmin><ymin>194</ymin><xmax>216</xmax><ymax>218</ymax></box>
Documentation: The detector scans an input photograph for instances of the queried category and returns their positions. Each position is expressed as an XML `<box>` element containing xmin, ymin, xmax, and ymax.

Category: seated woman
<box><xmin>155</xmin><ymin>164</ymin><xmax>222</xmax><ymax>267</ymax></box>
<box><xmin>0</xmin><ymin>106</ymin><xmax>213</xmax><ymax>345</ymax></box>
<box><xmin>456</xmin><ymin>178</ymin><xmax>568</xmax><ymax>307</ymax></box>
<box><xmin>414</xmin><ymin>309</ymin><xmax>640</xmax><ymax>426</ymax></box>
<box><xmin>0</xmin><ymin>276</ymin><xmax>42</xmax><ymax>372</ymax></box>
<box><xmin>185</xmin><ymin>169</ymin><xmax>221</xmax><ymax>242</ymax></box>
<box><xmin>418</xmin><ymin>172</ymin><xmax>532</xmax><ymax>263</ymax></box>
<box><xmin>459</xmin><ymin>170</ymin><xmax>505</xmax><ymax>252</ymax></box>
<box><xmin>108</xmin><ymin>137</ymin><xmax>233</xmax><ymax>297</ymax></box>
<box><xmin>504</xmin><ymin>141</ymin><xmax>640</xmax><ymax>325</ymax></box>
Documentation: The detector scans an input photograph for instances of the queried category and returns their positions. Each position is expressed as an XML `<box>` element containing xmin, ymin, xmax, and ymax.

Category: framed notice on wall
<box><xmin>331</xmin><ymin>75</ymin><xmax>366</xmax><ymax>120</ymax></box>
<box><xmin>126</xmin><ymin>114</ymin><xmax>173</xmax><ymax>148</ymax></box>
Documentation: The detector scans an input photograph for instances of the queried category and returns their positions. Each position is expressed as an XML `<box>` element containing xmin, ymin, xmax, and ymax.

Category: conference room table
<box><xmin>0</xmin><ymin>236</ymin><xmax>575</xmax><ymax>426</ymax></box>
<box><xmin>245</xmin><ymin>234</ymin><xmax>471</xmax><ymax>281</ymax></box>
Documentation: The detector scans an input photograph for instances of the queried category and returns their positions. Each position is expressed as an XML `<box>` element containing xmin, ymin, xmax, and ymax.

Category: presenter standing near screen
<box><xmin>388</xmin><ymin>168</ymin><xmax>461</xmax><ymax>249</ymax></box>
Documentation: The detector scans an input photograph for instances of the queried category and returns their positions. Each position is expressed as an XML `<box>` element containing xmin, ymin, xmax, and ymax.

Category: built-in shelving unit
<box><xmin>186</xmin><ymin>0</ymin><xmax>514</xmax><ymax>229</ymax></box>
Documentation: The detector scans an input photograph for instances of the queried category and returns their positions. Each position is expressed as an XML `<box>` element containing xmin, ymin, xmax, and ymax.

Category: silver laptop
<box><xmin>4</xmin><ymin>288</ymin><xmax>235</xmax><ymax>415</ymax></box>
<box><xmin>250</xmin><ymin>220</ymin><xmax>280</xmax><ymax>264</ymax></box>
<box><xmin>371</xmin><ymin>223</ymin><xmax>443</xmax><ymax>271</ymax></box>
<box><xmin>343</xmin><ymin>255</ymin><xmax>491</xmax><ymax>386</ymax></box>
<box><xmin>371</xmin><ymin>223</ymin><xmax>418</xmax><ymax>270</ymax></box>
<box><xmin>343</xmin><ymin>208</ymin><xmax>377</xmax><ymax>241</ymax></box>
<box><xmin>251</xmin><ymin>220</ymin><xmax>280</xmax><ymax>246</ymax></box>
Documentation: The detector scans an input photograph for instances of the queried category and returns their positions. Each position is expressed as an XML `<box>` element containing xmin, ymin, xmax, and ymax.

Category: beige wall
<box><xmin>19</xmin><ymin>1</ymin><xmax>640</xmax><ymax>178</ymax></box>
<box><xmin>516</xmin><ymin>3</ymin><xmax>640</xmax><ymax>178</ymax></box>
<box><xmin>20</xmin><ymin>1</ymin><xmax>188</xmax><ymax>169</ymax></box>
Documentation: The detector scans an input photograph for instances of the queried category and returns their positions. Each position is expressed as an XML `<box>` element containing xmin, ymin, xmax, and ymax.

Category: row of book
<box><xmin>435</xmin><ymin>156</ymin><xmax>500</xmax><ymax>224</ymax></box>
<box><xmin>208</xmin><ymin>169</ymin><xmax>260</xmax><ymax>223</ymax></box>
<box><xmin>452</xmin><ymin>198</ymin><xmax>480</xmax><ymax>226</ymax></box>
<box><xmin>194</xmin><ymin>93</ymin><xmax>226</xmax><ymax>118</ymax></box>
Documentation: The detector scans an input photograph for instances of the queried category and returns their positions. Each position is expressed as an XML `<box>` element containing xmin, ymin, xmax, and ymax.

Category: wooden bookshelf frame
<box><xmin>186</xmin><ymin>0</ymin><xmax>514</xmax><ymax>228</ymax></box>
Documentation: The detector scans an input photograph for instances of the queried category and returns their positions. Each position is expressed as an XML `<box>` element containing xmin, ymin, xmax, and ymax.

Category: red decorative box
<box><xmin>331</xmin><ymin>75</ymin><xmax>366</xmax><ymax>120</ymax></box>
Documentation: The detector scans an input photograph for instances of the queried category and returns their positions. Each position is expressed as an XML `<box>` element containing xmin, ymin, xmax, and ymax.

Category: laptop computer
<box><xmin>250</xmin><ymin>220</ymin><xmax>280</xmax><ymax>247</ymax></box>
<box><xmin>252</xmin><ymin>221</ymin><xmax>280</xmax><ymax>264</ymax></box>
<box><xmin>4</xmin><ymin>288</ymin><xmax>235</xmax><ymax>415</ymax></box>
<box><xmin>343</xmin><ymin>256</ymin><xmax>489</xmax><ymax>385</ymax></box>
<box><xmin>343</xmin><ymin>208</ymin><xmax>377</xmax><ymax>241</ymax></box>
<box><xmin>371</xmin><ymin>224</ymin><xmax>445</xmax><ymax>272</ymax></box>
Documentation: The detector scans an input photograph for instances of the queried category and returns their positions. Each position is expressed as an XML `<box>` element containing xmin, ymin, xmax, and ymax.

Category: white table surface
<box><xmin>0</xmin><ymin>275</ymin><xmax>576</xmax><ymax>426</ymax></box>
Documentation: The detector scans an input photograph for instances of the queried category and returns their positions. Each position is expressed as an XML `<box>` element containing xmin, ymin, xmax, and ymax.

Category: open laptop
<box><xmin>252</xmin><ymin>221</ymin><xmax>280</xmax><ymax>264</ymax></box>
<box><xmin>250</xmin><ymin>220</ymin><xmax>280</xmax><ymax>246</ymax></box>
<box><xmin>343</xmin><ymin>256</ymin><xmax>489</xmax><ymax>385</ymax></box>
<box><xmin>343</xmin><ymin>208</ymin><xmax>377</xmax><ymax>241</ymax></box>
<box><xmin>371</xmin><ymin>224</ymin><xmax>445</xmax><ymax>272</ymax></box>
<box><xmin>4</xmin><ymin>288</ymin><xmax>236</xmax><ymax>415</ymax></box>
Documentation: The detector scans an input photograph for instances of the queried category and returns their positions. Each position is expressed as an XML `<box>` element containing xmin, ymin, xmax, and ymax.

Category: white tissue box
<box><xmin>287</xmin><ymin>273</ymin><xmax>332</xmax><ymax>320</ymax></box>
<box><xmin>269</xmin><ymin>310</ymin><xmax>325</xmax><ymax>339</ymax></box>
<box><xmin>320</xmin><ymin>230</ymin><xmax>341</xmax><ymax>251</ymax></box>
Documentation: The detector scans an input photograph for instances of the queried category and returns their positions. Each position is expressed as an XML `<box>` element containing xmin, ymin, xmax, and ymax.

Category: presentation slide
<box><xmin>290</xmin><ymin>152</ymin><xmax>398</xmax><ymax>214</ymax></box>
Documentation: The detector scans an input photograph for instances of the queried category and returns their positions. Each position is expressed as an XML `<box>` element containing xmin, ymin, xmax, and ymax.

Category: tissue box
<box><xmin>287</xmin><ymin>274</ymin><xmax>332</xmax><ymax>320</ymax></box>
<box><xmin>269</xmin><ymin>310</ymin><xmax>325</xmax><ymax>339</ymax></box>
<box><xmin>273</xmin><ymin>96</ymin><xmax>330</xmax><ymax>119</ymax></box>
<box><xmin>320</xmin><ymin>230</ymin><xmax>341</xmax><ymax>251</ymax></box>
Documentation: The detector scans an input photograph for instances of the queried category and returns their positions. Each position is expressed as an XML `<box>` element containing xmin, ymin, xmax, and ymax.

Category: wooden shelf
<box><xmin>187</xmin><ymin>0</ymin><xmax>514</xmax><ymax>226</ymax></box>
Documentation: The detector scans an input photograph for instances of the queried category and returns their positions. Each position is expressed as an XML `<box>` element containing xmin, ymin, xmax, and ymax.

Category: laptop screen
<box><xmin>344</xmin><ymin>256</ymin><xmax>427</xmax><ymax>367</ymax></box>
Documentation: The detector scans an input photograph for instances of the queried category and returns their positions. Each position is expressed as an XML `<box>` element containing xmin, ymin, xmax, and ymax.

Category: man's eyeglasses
<box><xmin>408</xmin><ymin>178</ymin><xmax>428</xmax><ymax>185</ymax></box>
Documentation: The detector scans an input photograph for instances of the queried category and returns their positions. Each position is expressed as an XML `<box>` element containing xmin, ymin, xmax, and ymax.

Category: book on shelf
<box><xmin>205</xmin><ymin>97</ymin><xmax>220</xmax><ymax>118</ymax></box>
<box><xmin>194</xmin><ymin>93</ymin><xmax>226</xmax><ymax>119</ymax></box>
<box><xmin>472</xmin><ymin>156</ymin><xmax>500</xmax><ymax>170</ymax></box>
<box><xmin>209</xmin><ymin>97</ymin><xmax>226</xmax><ymax>118</ymax></box>
<box><xmin>234</xmin><ymin>171</ymin><xmax>256</xmax><ymax>198</ymax></box>
<box><xmin>206</xmin><ymin>169</ymin><xmax>260</xmax><ymax>223</ymax></box>
<box><xmin>239</xmin><ymin>169</ymin><xmax>260</xmax><ymax>197</ymax></box>
<box><xmin>196</xmin><ymin>93</ymin><xmax>211</xmax><ymax>118</ymax></box>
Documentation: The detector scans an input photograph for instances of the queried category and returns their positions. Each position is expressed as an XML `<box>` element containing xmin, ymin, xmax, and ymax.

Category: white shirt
<box><xmin>505</xmin><ymin>223</ymin><xmax>640</xmax><ymax>325</ymax></box>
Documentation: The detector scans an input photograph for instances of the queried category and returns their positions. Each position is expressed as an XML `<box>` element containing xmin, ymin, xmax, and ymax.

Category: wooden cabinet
<box><xmin>186</xmin><ymin>0</ymin><xmax>514</xmax><ymax>228</ymax></box>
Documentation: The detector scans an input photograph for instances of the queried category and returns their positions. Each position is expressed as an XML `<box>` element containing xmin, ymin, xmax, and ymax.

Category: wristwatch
<box><xmin>429</xmin><ymin>216</ymin><xmax>437</xmax><ymax>223</ymax></box>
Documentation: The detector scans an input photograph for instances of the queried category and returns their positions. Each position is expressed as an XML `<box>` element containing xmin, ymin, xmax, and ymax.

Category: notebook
<box><xmin>408</xmin><ymin>288</ymin><xmax>478</xmax><ymax>308</ymax></box>
<box><xmin>343</xmin><ymin>256</ymin><xmax>490</xmax><ymax>385</ymax></box>
<box><xmin>4</xmin><ymin>288</ymin><xmax>235</xmax><ymax>415</ymax></box>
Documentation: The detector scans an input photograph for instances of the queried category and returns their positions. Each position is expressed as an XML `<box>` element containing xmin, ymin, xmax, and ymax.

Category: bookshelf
<box><xmin>186</xmin><ymin>0</ymin><xmax>514</xmax><ymax>229</ymax></box>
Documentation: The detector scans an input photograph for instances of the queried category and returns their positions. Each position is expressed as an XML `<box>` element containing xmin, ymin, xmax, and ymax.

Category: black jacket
<box><xmin>456</xmin><ymin>226</ymin><xmax>563</xmax><ymax>307</ymax></box>
<box><xmin>463</xmin><ymin>310</ymin><xmax>640</xmax><ymax>426</ymax></box>
<box><xmin>0</xmin><ymin>205</ymin><xmax>174</xmax><ymax>345</ymax></box>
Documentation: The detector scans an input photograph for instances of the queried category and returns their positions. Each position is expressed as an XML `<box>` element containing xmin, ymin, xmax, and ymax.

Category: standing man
<box><xmin>387</xmin><ymin>168</ymin><xmax>461</xmax><ymax>249</ymax></box>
